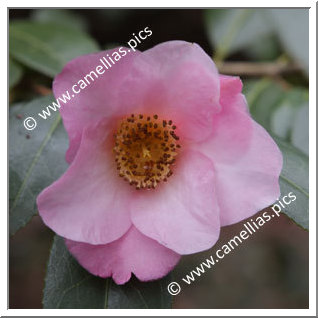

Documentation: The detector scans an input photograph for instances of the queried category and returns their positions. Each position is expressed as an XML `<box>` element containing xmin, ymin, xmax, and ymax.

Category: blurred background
<box><xmin>9</xmin><ymin>9</ymin><xmax>309</xmax><ymax>309</ymax></box>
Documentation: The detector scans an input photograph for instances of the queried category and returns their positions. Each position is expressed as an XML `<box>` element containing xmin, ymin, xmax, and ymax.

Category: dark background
<box><xmin>9</xmin><ymin>9</ymin><xmax>211</xmax><ymax>53</ymax></box>
<box><xmin>9</xmin><ymin>9</ymin><xmax>309</xmax><ymax>309</ymax></box>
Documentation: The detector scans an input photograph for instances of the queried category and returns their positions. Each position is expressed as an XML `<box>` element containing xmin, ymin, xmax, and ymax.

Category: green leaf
<box><xmin>270</xmin><ymin>102</ymin><xmax>296</xmax><ymax>139</ymax></box>
<box><xmin>43</xmin><ymin>235</ymin><xmax>173</xmax><ymax>309</ymax></box>
<box><xmin>291</xmin><ymin>103</ymin><xmax>309</xmax><ymax>155</ymax></box>
<box><xmin>270</xmin><ymin>88</ymin><xmax>308</xmax><ymax>136</ymax></box>
<box><xmin>31</xmin><ymin>9</ymin><xmax>88</xmax><ymax>32</ymax></box>
<box><xmin>245</xmin><ymin>33</ymin><xmax>280</xmax><ymax>61</ymax></box>
<box><xmin>9</xmin><ymin>95</ymin><xmax>68</xmax><ymax>235</ymax></box>
<box><xmin>9</xmin><ymin>57</ymin><xmax>23</xmax><ymax>88</ymax></box>
<box><xmin>204</xmin><ymin>9</ymin><xmax>277</xmax><ymax>61</ymax></box>
<box><xmin>275</xmin><ymin>138</ymin><xmax>309</xmax><ymax>230</ymax></box>
<box><xmin>244</xmin><ymin>79</ymin><xmax>309</xmax><ymax>154</ymax></box>
<box><xmin>244</xmin><ymin>79</ymin><xmax>285</xmax><ymax>131</ymax></box>
<box><xmin>243</xmin><ymin>79</ymin><xmax>309</xmax><ymax>229</ymax></box>
<box><xmin>9</xmin><ymin>21</ymin><xmax>99</xmax><ymax>77</ymax></box>
<box><xmin>204</xmin><ymin>9</ymin><xmax>308</xmax><ymax>65</ymax></box>
<box><xmin>271</xmin><ymin>99</ymin><xmax>309</xmax><ymax>156</ymax></box>
<box><xmin>269</xmin><ymin>9</ymin><xmax>309</xmax><ymax>74</ymax></box>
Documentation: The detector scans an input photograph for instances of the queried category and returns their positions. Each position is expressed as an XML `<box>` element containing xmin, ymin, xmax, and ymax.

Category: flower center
<box><xmin>113</xmin><ymin>114</ymin><xmax>181</xmax><ymax>190</ymax></box>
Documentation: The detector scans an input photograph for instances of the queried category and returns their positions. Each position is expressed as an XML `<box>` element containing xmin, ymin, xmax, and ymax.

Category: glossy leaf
<box><xmin>9</xmin><ymin>95</ymin><xmax>68</xmax><ymax>235</ymax></box>
<box><xmin>244</xmin><ymin>79</ymin><xmax>285</xmax><ymax>130</ymax></box>
<box><xmin>291</xmin><ymin>103</ymin><xmax>309</xmax><ymax>155</ymax></box>
<box><xmin>275</xmin><ymin>138</ymin><xmax>309</xmax><ymax>229</ymax></box>
<box><xmin>269</xmin><ymin>9</ymin><xmax>309</xmax><ymax>74</ymax></box>
<box><xmin>271</xmin><ymin>102</ymin><xmax>296</xmax><ymax>139</ymax></box>
<box><xmin>43</xmin><ymin>235</ymin><xmax>173</xmax><ymax>309</ymax></box>
<box><xmin>31</xmin><ymin>9</ymin><xmax>88</xmax><ymax>32</ymax></box>
<box><xmin>9</xmin><ymin>57</ymin><xmax>23</xmax><ymax>88</ymax></box>
<box><xmin>204</xmin><ymin>8</ymin><xmax>308</xmax><ymax>66</ymax></box>
<box><xmin>204</xmin><ymin>9</ymin><xmax>276</xmax><ymax>61</ymax></box>
<box><xmin>244</xmin><ymin>80</ymin><xmax>309</xmax><ymax>153</ymax></box>
<box><xmin>243</xmin><ymin>79</ymin><xmax>309</xmax><ymax>229</ymax></box>
<box><xmin>9</xmin><ymin>21</ymin><xmax>99</xmax><ymax>77</ymax></box>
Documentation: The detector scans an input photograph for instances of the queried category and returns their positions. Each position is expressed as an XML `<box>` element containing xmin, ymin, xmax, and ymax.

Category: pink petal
<box><xmin>53</xmin><ymin>48</ymin><xmax>141</xmax><ymax>163</ymax></box>
<box><xmin>198</xmin><ymin>75</ymin><xmax>283</xmax><ymax>226</ymax></box>
<box><xmin>54</xmin><ymin>42</ymin><xmax>221</xmax><ymax>164</ymax></box>
<box><xmin>37</xmin><ymin>119</ymin><xmax>133</xmax><ymax>244</ymax></box>
<box><xmin>219</xmin><ymin>74</ymin><xmax>246</xmax><ymax>110</ymax></box>
<box><xmin>130</xmin><ymin>150</ymin><xmax>220</xmax><ymax>255</ymax></box>
<box><xmin>65</xmin><ymin>226</ymin><xmax>181</xmax><ymax>284</ymax></box>
<box><xmin>125</xmin><ymin>41</ymin><xmax>221</xmax><ymax>142</ymax></box>
<box><xmin>201</xmin><ymin>75</ymin><xmax>252</xmax><ymax>164</ymax></box>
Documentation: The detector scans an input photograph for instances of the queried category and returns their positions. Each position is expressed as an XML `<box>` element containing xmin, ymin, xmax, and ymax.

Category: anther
<box><xmin>113</xmin><ymin>114</ymin><xmax>180</xmax><ymax>190</ymax></box>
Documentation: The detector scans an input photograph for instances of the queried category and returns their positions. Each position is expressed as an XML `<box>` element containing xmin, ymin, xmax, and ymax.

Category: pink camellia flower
<box><xmin>37</xmin><ymin>41</ymin><xmax>282</xmax><ymax>284</ymax></box>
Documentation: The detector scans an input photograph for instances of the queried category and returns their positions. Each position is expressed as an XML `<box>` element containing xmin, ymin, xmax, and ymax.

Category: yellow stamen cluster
<box><xmin>113</xmin><ymin>114</ymin><xmax>181</xmax><ymax>190</ymax></box>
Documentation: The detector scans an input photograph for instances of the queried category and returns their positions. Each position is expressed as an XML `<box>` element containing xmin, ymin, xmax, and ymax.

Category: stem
<box><xmin>217</xmin><ymin>61</ymin><xmax>302</xmax><ymax>77</ymax></box>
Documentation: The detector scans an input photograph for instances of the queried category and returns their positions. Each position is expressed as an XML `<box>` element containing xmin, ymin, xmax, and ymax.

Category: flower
<box><xmin>37</xmin><ymin>41</ymin><xmax>282</xmax><ymax>284</ymax></box>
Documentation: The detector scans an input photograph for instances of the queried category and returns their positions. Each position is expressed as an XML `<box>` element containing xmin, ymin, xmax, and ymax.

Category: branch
<box><xmin>32</xmin><ymin>84</ymin><xmax>52</xmax><ymax>96</ymax></box>
<box><xmin>217</xmin><ymin>61</ymin><xmax>302</xmax><ymax>77</ymax></box>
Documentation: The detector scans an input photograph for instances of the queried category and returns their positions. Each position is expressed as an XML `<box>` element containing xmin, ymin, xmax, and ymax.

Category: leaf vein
<box><xmin>10</xmin><ymin>115</ymin><xmax>61</xmax><ymax>213</ymax></box>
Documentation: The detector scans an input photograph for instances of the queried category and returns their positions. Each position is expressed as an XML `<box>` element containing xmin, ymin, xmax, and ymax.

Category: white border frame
<box><xmin>3</xmin><ymin>1</ymin><xmax>316</xmax><ymax>316</ymax></box>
